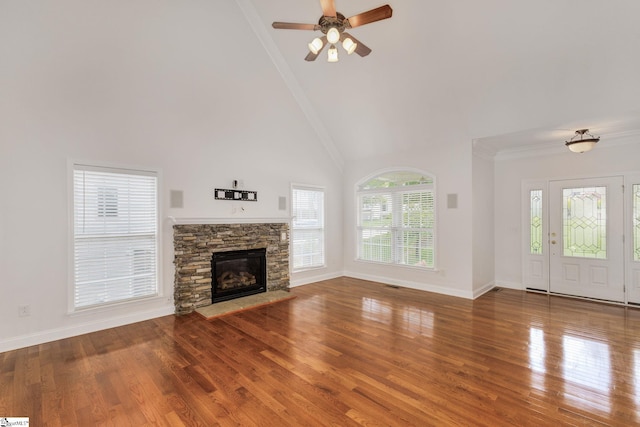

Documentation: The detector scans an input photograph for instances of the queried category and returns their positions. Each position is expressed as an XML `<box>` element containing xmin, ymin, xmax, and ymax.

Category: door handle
<box><xmin>551</xmin><ymin>240</ymin><xmax>556</xmax><ymax>245</ymax></box>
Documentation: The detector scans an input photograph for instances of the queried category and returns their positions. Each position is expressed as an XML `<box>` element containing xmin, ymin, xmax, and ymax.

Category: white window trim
<box><xmin>355</xmin><ymin>167</ymin><xmax>437</xmax><ymax>270</ymax></box>
<box><xmin>290</xmin><ymin>183</ymin><xmax>326</xmax><ymax>273</ymax></box>
<box><xmin>67</xmin><ymin>159</ymin><xmax>163</xmax><ymax>314</ymax></box>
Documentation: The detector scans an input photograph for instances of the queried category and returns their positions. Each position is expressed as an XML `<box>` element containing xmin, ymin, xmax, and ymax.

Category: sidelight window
<box><xmin>634</xmin><ymin>184</ymin><xmax>640</xmax><ymax>261</ymax></box>
<box><xmin>530</xmin><ymin>189</ymin><xmax>543</xmax><ymax>255</ymax></box>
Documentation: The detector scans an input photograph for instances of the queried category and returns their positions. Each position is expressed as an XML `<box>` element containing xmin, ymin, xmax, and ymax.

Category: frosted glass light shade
<box><xmin>342</xmin><ymin>37</ymin><xmax>357</xmax><ymax>54</ymax></box>
<box><xmin>327</xmin><ymin>27</ymin><xmax>340</xmax><ymax>44</ymax></box>
<box><xmin>566</xmin><ymin>140</ymin><xmax>597</xmax><ymax>153</ymax></box>
<box><xmin>308</xmin><ymin>37</ymin><xmax>323</xmax><ymax>54</ymax></box>
<box><xmin>565</xmin><ymin>129</ymin><xmax>599</xmax><ymax>153</ymax></box>
<box><xmin>327</xmin><ymin>44</ymin><xmax>338</xmax><ymax>62</ymax></box>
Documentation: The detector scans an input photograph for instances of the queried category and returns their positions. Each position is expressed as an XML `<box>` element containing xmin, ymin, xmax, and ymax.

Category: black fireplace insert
<box><xmin>211</xmin><ymin>248</ymin><xmax>267</xmax><ymax>303</ymax></box>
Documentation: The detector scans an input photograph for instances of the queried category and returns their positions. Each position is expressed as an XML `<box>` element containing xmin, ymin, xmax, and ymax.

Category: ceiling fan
<box><xmin>272</xmin><ymin>1</ymin><xmax>393</xmax><ymax>62</ymax></box>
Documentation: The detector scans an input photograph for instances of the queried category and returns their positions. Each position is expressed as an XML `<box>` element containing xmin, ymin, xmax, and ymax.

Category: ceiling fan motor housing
<box><xmin>319</xmin><ymin>13</ymin><xmax>349</xmax><ymax>35</ymax></box>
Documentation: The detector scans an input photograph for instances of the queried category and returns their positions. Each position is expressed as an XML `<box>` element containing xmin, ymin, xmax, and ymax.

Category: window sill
<box><xmin>354</xmin><ymin>258</ymin><xmax>436</xmax><ymax>272</ymax></box>
<box><xmin>292</xmin><ymin>265</ymin><xmax>326</xmax><ymax>274</ymax></box>
<box><xmin>68</xmin><ymin>294</ymin><xmax>165</xmax><ymax>317</ymax></box>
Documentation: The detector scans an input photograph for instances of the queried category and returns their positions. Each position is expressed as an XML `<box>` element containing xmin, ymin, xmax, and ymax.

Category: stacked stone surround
<box><xmin>173</xmin><ymin>223</ymin><xmax>289</xmax><ymax>315</ymax></box>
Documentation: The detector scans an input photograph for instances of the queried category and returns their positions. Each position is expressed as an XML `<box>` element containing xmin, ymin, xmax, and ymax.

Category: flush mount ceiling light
<box><xmin>272</xmin><ymin>1</ymin><xmax>393</xmax><ymax>63</ymax></box>
<box><xmin>565</xmin><ymin>129</ymin><xmax>600</xmax><ymax>153</ymax></box>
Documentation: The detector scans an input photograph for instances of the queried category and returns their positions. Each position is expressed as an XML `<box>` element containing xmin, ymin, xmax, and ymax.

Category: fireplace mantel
<box><xmin>168</xmin><ymin>216</ymin><xmax>292</xmax><ymax>225</ymax></box>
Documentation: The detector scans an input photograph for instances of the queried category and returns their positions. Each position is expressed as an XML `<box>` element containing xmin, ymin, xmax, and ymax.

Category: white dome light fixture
<box><xmin>565</xmin><ymin>129</ymin><xmax>600</xmax><ymax>153</ymax></box>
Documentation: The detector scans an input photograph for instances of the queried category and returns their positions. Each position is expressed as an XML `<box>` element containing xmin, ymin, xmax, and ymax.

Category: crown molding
<box><xmin>471</xmin><ymin>140</ymin><xmax>497</xmax><ymax>161</ymax></box>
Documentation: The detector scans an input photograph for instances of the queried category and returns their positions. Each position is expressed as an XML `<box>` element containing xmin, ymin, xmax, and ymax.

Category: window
<box><xmin>357</xmin><ymin>170</ymin><xmax>435</xmax><ymax>268</ymax></box>
<box><xmin>530</xmin><ymin>189</ymin><xmax>543</xmax><ymax>255</ymax></box>
<box><xmin>291</xmin><ymin>185</ymin><xmax>325</xmax><ymax>270</ymax></box>
<box><xmin>634</xmin><ymin>184</ymin><xmax>640</xmax><ymax>261</ymax></box>
<box><xmin>72</xmin><ymin>164</ymin><xmax>158</xmax><ymax>310</ymax></box>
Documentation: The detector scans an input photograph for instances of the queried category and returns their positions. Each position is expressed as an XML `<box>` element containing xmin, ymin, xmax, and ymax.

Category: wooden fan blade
<box><xmin>272</xmin><ymin>22</ymin><xmax>320</xmax><ymax>31</ymax></box>
<box><xmin>305</xmin><ymin>51</ymin><xmax>319</xmax><ymax>62</ymax></box>
<box><xmin>342</xmin><ymin>32</ymin><xmax>372</xmax><ymax>57</ymax></box>
<box><xmin>305</xmin><ymin>36</ymin><xmax>328</xmax><ymax>61</ymax></box>
<box><xmin>347</xmin><ymin>5</ymin><xmax>393</xmax><ymax>28</ymax></box>
<box><xmin>320</xmin><ymin>0</ymin><xmax>337</xmax><ymax>17</ymax></box>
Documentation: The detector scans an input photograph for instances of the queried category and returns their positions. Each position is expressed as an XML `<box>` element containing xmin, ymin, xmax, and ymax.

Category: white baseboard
<box><xmin>494</xmin><ymin>280</ymin><xmax>524</xmax><ymax>290</ymax></box>
<box><xmin>290</xmin><ymin>271</ymin><xmax>344</xmax><ymax>288</ymax></box>
<box><xmin>343</xmin><ymin>271</ymin><xmax>475</xmax><ymax>299</ymax></box>
<box><xmin>473</xmin><ymin>281</ymin><xmax>496</xmax><ymax>298</ymax></box>
<box><xmin>0</xmin><ymin>306</ymin><xmax>174</xmax><ymax>353</ymax></box>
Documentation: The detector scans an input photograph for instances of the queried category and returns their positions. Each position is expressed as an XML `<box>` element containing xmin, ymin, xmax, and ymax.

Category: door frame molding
<box><xmin>522</xmin><ymin>172</ymin><xmax>640</xmax><ymax>306</ymax></box>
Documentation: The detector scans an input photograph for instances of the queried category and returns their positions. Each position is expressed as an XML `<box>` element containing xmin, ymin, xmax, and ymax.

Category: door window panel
<box><xmin>562</xmin><ymin>186</ymin><xmax>607</xmax><ymax>259</ymax></box>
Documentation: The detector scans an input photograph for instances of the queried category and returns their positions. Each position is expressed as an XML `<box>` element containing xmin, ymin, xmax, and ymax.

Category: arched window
<box><xmin>356</xmin><ymin>169</ymin><xmax>436</xmax><ymax>268</ymax></box>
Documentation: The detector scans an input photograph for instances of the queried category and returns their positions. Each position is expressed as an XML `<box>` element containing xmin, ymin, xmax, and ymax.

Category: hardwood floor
<box><xmin>3</xmin><ymin>277</ymin><xmax>640</xmax><ymax>426</ymax></box>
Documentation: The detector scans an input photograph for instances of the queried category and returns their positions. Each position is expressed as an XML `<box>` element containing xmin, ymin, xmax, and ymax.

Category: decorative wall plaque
<box><xmin>214</xmin><ymin>188</ymin><xmax>258</xmax><ymax>201</ymax></box>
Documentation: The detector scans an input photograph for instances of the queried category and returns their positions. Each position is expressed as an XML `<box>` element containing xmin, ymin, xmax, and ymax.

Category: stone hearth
<box><xmin>173</xmin><ymin>223</ymin><xmax>289</xmax><ymax>315</ymax></box>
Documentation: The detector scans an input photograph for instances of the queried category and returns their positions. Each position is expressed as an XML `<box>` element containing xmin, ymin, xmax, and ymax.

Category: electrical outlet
<box><xmin>18</xmin><ymin>305</ymin><xmax>30</xmax><ymax>317</ymax></box>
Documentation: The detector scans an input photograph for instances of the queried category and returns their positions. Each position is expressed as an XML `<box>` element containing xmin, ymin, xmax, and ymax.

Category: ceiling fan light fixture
<box><xmin>342</xmin><ymin>37</ymin><xmax>357</xmax><ymax>54</ymax></box>
<box><xmin>327</xmin><ymin>27</ymin><xmax>340</xmax><ymax>44</ymax></box>
<box><xmin>271</xmin><ymin>2</ymin><xmax>393</xmax><ymax>62</ymax></box>
<box><xmin>565</xmin><ymin>129</ymin><xmax>600</xmax><ymax>153</ymax></box>
<box><xmin>327</xmin><ymin>44</ymin><xmax>339</xmax><ymax>62</ymax></box>
<box><xmin>308</xmin><ymin>37</ymin><xmax>323</xmax><ymax>54</ymax></box>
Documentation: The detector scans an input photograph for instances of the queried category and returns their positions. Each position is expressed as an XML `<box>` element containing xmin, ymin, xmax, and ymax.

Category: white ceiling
<box><xmin>242</xmin><ymin>0</ymin><xmax>640</xmax><ymax>162</ymax></box>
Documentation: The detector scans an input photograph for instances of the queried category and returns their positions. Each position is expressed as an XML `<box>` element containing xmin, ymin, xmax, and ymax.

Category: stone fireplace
<box><xmin>173</xmin><ymin>222</ymin><xmax>289</xmax><ymax>315</ymax></box>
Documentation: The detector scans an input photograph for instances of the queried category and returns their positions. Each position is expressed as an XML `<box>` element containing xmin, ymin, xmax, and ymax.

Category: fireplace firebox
<box><xmin>211</xmin><ymin>248</ymin><xmax>267</xmax><ymax>303</ymax></box>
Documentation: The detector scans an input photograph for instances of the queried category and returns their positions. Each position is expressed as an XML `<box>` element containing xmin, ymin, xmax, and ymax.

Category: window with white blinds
<box><xmin>357</xmin><ymin>170</ymin><xmax>435</xmax><ymax>268</ymax></box>
<box><xmin>72</xmin><ymin>164</ymin><xmax>159</xmax><ymax>310</ymax></box>
<box><xmin>292</xmin><ymin>186</ymin><xmax>325</xmax><ymax>270</ymax></box>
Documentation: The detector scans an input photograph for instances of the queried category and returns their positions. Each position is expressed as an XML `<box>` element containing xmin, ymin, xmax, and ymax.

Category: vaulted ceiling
<box><xmin>243</xmin><ymin>0</ymin><xmax>640</xmax><ymax>162</ymax></box>
<box><xmin>5</xmin><ymin>1</ymin><xmax>637</xmax><ymax>166</ymax></box>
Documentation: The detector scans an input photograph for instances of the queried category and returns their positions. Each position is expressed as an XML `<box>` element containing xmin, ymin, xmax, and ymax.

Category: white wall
<box><xmin>472</xmin><ymin>153</ymin><xmax>495</xmax><ymax>295</ymax></box>
<box><xmin>343</xmin><ymin>137</ymin><xmax>474</xmax><ymax>299</ymax></box>
<box><xmin>494</xmin><ymin>139</ymin><xmax>640</xmax><ymax>289</ymax></box>
<box><xmin>0</xmin><ymin>0</ymin><xmax>342</xmax><ymax>352</ymax></box>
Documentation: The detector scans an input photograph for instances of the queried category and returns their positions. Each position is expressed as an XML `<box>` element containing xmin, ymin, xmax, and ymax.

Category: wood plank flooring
<box><xmin>3</xmin><ymin>277</ymin><xmax>640</xmax><ymax>426</ymax></box>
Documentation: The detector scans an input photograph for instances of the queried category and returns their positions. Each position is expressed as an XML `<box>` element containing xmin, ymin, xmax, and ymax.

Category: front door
<box><xmin>548</xmin><ymin>177</ymin><xmax>624</xmax><ymax>302</ymax></box>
